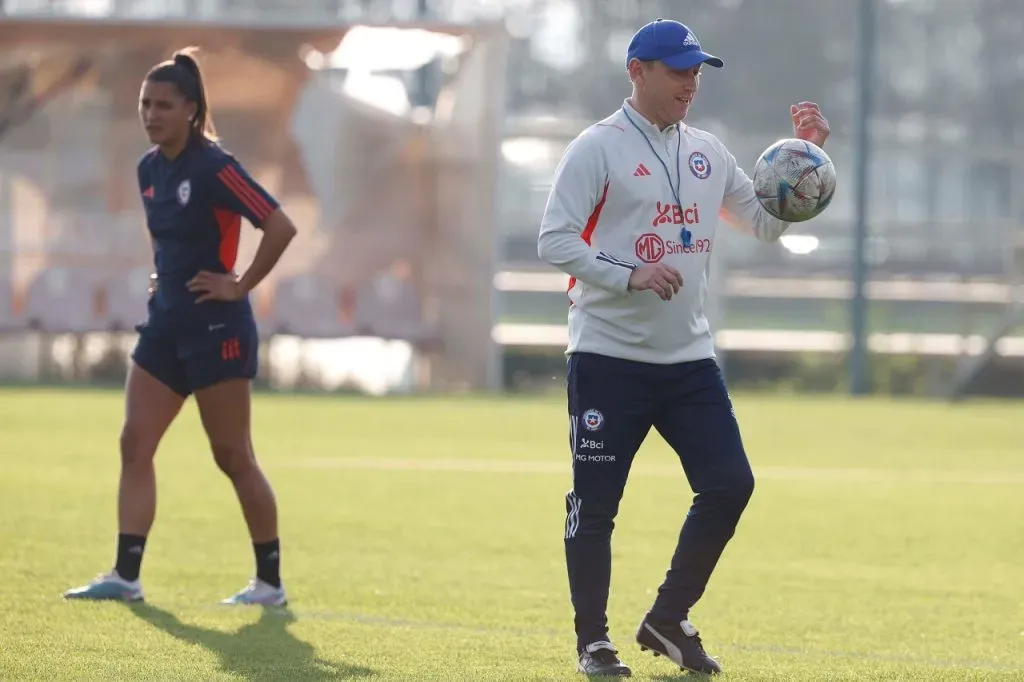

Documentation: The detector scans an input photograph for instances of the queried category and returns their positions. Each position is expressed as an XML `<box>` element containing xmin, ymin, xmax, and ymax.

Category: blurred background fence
<box><xmin>1</xmin><ymin>0</ymin><xmax>1022</xmax><ymax>397</ymax></box>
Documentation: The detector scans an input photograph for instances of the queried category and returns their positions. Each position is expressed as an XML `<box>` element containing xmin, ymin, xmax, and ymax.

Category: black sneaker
<box><xmin>635</xmin><ymin>615</ymin><xmax>722</xmax><ymax>674</ymax></box>
<box><xmin>577</xmin><ymin>641</ymin><xmax>632</xmax><ymax>677</ymax></box>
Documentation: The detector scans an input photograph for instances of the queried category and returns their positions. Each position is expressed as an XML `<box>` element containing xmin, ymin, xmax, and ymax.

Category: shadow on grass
<box><xmin>127</xmin><ymin>602</ymin><xmax>375</xmax><ymax>680</ymax></box>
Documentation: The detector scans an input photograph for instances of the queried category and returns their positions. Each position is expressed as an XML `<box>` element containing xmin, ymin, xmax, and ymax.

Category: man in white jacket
<box><xmin>537</xmin><ymin>18</ymin><xmax>830</xmax><ymax>677</ymax></box>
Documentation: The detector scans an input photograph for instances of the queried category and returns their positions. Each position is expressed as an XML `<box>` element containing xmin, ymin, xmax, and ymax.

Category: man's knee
<box><xmin>696</xmin><ymin>467</ymin><xmax>754</xmax><ymax>521</ymax></box>
<box><xmin>565</xmin><ymin>490</ymin><xmax>619</xmax><ymax>539</ymax></box>
<box><xmin>729</xmin><ymin>467</ymin><xmax>755</xmax><ymax>502</ymax></box>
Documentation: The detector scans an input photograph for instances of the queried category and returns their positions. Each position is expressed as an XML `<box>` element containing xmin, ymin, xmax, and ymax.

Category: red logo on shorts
<box><xmin>635</xmin><ymin>233</ymin><xmax>666</xmax><ymax>263</ymax></box>
<box><xmin>221</xmin><ymin>337</ymin><xmax>241</xmax><ymax>361</ymax></box>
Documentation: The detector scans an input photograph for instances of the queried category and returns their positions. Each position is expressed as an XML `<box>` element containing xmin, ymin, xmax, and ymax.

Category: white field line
<box><xmin>281</xmin><ymin>457</ymin><xmax>1024</xmax><ymax>485</ymax></box>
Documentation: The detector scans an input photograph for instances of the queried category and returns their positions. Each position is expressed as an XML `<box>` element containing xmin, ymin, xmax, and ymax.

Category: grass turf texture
<box><xmin>1</xmin><ymin>388</ymin><xmax>1022</xmax><ymax>681</ymax></box>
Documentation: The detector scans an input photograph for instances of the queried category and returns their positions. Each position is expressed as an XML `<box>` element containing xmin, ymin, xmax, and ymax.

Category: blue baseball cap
<box><xmin>626</xmin><ymin>19</ymin><xmax>724</xmax><ymax>71</ymax></box>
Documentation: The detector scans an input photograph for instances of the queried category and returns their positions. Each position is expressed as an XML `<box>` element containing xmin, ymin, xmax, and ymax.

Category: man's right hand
<box><xmin>628</xmin><ymin>263</ymin><xmax>684</xmax><ymax>301</ymax></box>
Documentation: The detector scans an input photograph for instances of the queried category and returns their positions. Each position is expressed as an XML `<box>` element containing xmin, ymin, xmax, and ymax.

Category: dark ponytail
<box><xmin>146</xmin><ymin>46</ymin><xmax>218</xmax><ymax>142</ymax></box>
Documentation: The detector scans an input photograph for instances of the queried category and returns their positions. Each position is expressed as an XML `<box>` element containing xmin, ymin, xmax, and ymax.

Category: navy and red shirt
<box><xmin>137</xmin><ymin>137</ymin><xmax>279</xmax><ymax>332</ymax></box>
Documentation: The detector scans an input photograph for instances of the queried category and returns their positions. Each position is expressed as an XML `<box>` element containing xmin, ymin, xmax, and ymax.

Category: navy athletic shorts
<box><xmin>131</xmin><ymin>316</ymin><xmax>259</xmax><ymax>397</ymax></box>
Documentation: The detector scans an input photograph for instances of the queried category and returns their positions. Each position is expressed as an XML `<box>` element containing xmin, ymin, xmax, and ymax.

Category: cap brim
<box><xmin>661</xmin><ymin>51</ymin><xmax>724</xmax><ymax>70</ymax></box>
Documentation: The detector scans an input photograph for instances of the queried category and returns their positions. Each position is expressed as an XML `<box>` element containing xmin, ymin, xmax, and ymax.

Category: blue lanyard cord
<box><xmin>621</xmin><ymin>106</ymin><xmax>691</xmax><ymax>248</ymax></box>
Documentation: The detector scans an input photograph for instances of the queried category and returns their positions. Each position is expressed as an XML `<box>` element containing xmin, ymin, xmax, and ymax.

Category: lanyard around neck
<box><xmin>621</xmin><ymin>106</ymin><xmax>692</xmax><ymax>248</ymax></box>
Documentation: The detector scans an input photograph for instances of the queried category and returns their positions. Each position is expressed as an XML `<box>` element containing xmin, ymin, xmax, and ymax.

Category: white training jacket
<box><xmin>537</xmin><ymin>100</ymin><xmax>791</xmax><ymax>364</ymax></box>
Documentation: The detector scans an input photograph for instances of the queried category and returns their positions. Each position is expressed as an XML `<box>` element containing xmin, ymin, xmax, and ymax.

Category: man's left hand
<box><xmin>790</xmin><ymin>101</ymin><xmax>830</xmax><ymax>147</ymax></box>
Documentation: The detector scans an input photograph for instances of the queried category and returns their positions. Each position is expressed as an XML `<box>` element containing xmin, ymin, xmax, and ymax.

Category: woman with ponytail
<box><xmin>64</xmin><ymin>48</ymin><xmax>296</xmax><ymax>607</ymax></box>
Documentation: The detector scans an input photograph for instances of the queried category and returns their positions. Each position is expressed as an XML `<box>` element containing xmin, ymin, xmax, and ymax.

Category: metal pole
<box><xmin>850</xmin><ymin>0</ymin><xmax>876</xmax><ymax>395</ymax></box>
<box><xmin>414</xmin><ymin>0</ymin><xmax>431</xmax><ymax>106</ymax></box>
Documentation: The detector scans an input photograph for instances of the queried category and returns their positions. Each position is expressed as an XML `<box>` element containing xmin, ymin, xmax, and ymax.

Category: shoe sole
<box><xmin>638</xmin><ymin>644</ymin><xmax>718</xmax><ymax>675</ymax></box>
<box><xmin>220</xmin><ymin>598</ymin><xmax>288</xmax><ymax>607</ymax></box>
<box><xmin>63</xmin><ymin>592</ymin><xmax>144</xmax><ymax>602</ymax></box>
<box><xmin>636</xmin><ymin>627</ymin><xmax>721</xmax><ymax>675</ymax></box>
<box><xmin>575</xmin><ymin>666</ymin><xmax>632</xmax><ymax>677</ymax></box>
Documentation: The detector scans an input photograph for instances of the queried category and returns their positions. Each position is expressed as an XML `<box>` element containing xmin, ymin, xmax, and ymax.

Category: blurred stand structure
<box><xmin>0</xmin><ymin>0</ymin><xmax>1022</xmax><ymax>397</ymax></box>
<box><xmin>0</xmin><ymin>1</ymin><xmax>509</xmax><ymax>393</ymax></box>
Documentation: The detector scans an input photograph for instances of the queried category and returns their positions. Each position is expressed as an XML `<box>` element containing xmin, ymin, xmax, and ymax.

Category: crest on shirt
<box><xmin>176</xmin><ymin>179</ymin><xmax>191</xmax><ymax>206</ymax></box>
<box><xmin>688</xmin><ymin>151</ymin><xmax>711</xmax><ymax>179</ymax></box>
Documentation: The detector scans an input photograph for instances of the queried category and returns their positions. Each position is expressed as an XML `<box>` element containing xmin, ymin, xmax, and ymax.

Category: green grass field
<box><xmin>1</xmin><ymin>388</ymin><xmax>1022</xmax><ymax>681</ymax></box>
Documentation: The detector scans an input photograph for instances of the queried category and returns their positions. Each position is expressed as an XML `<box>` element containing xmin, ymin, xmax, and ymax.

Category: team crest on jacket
<box><xmin>688</xmin><ymin>152</ymin><xmax>711</xmax><ymax>179</ymax></box>
<box><xmin>177</xmin><ymin>179</ymin><xmax>191</xmax><ymax>206</ymax></box>
<box><xmin>582</xmin><ymin>408</ymin><xmax>604</xmax><ymax>432</ymax></box>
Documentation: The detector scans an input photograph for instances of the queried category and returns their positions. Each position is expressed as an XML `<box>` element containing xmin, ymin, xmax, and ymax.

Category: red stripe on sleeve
<box><xmin>216</xmin><ymin>166</ymin><xmax>274</xmax><ymax>221</ymax></box>
<box><xmin>580</xmin><ymin>180</ymin><xmax>610</xmax><ymax>245</ymax></box>
<box><xmin>224</xmin><ymin>165</ymin><xmax>275</xmax><ymax>216</ymax></box>
<box><xmin>221</xmin><ymin>165</ymin><xmax>274</xmax><ymax>218</ymax></box>
<box><xmin>216</xmin><ymin>168</ymin><xmax>266</xmax><ymax>219</ymax></box>
<box><xmin>567</xmin><ymin>180</ymin><xmax>611</xmax><ymax>298</ymax></box>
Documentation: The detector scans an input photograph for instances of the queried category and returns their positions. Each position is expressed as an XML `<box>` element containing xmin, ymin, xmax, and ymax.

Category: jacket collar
<box><xmin>620</xmin><ymin>99</ymin><xmax>680</xmax><ymax>138</ymax></box>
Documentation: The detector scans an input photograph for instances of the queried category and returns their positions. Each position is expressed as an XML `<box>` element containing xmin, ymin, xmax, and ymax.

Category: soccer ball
<box><xmin>752</xmin><ymin>138</ymin><xmax>836</xmax><ymax>223</ymax></box>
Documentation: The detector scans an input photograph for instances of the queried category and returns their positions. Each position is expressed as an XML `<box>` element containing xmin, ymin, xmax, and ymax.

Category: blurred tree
<box><xmin>694</xmin><ymin>0</ymin><xmax>854</xmax><ymax>135</ymax></box>
<box><xmin>977</xmin><ymin>0</ymin><xmax>1024</xmax><ymax>146</ymax></box>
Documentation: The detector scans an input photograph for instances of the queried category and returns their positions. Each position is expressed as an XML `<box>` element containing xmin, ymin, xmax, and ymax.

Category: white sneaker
<box><xmin>220</xmin><ymin>578</ymin><xmax>287</xmax><ymax>606</ymax></box>
<box><xmin>63</xmin><ymin>570</ymin><xmax>144</xmax><ymax>602</ymax></box>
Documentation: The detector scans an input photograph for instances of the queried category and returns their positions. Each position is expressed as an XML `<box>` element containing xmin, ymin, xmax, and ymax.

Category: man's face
<box><xmin>632</xmin><ymin>59</ymin><xmax>702</xmax><ymax>125</ymax></box>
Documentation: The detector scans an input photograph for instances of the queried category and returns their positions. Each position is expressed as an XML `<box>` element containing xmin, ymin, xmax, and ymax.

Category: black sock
<box><xmin>254</xmin><ymin>539</ymin><xmax>281</xmax><ymax>588</ymax></box>
<box><xmin>114</xmin><ymin>534</ymin><xmax>147</xmax><ymax>582</ymax></box>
